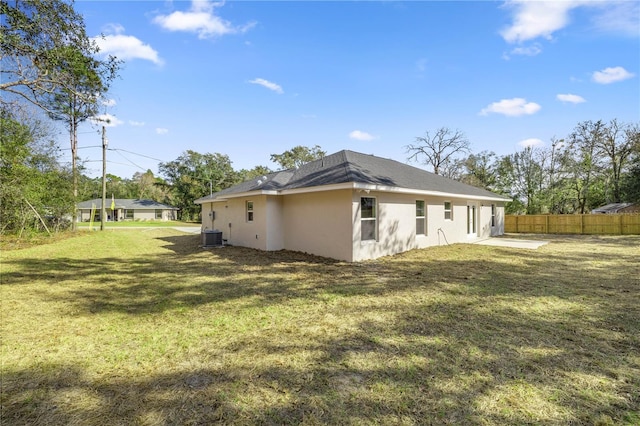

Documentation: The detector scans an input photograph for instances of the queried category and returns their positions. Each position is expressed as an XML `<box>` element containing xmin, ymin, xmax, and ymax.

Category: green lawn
<box><xmin>1</xmin><ymin>230</ymin><xmax>639</xmax><ymax>425</ymax></box>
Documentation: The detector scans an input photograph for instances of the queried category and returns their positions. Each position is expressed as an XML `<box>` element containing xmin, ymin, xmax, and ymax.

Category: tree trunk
<box><xmin>71</xmin><ymin>117</ymin><xmax>78</xmax><ymax>231</ymax></box>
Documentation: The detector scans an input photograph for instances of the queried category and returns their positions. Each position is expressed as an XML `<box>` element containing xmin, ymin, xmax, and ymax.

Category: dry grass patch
<box><xmin>1</xmin><ymin>230</ymin><xmax>639</xmax><ymax>425</ymax></box>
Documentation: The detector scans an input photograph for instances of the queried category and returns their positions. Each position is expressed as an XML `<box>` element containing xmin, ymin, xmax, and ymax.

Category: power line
<box><xmin>59</xmin><ymin>145</ymin><xmax>102</xmax><ymax>151</ymax></box>
<box><xmin>109</xmin><ymin>148</ymin><xmax>164</xmax><ymax>162</ymax></box>
<box><xmin>82</xmin><ymin>160</ymin><xmax>130</xmax><ymax>166</ymax></box>
<box><xmin>61</xmin><ymin>146</ymin><xmax>165</xmax><ymax>163</ymax></box>
<box><xmin>112</xmin><ymin>149</ymin><xmax>146</xmax><ymax>171</ymax></box>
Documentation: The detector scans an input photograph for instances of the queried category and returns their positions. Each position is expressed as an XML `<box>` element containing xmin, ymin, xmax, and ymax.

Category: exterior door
<box><xmin>467</xmin><ymin>203</ymin><xmax>477</xmax><ymax>236</ymax></box>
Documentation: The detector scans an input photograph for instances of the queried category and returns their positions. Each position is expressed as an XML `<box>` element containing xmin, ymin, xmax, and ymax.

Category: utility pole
<box><xmin>101</xmin><ymin>126</ymin><xmax>107</xmax><ymax>231</ymax></box>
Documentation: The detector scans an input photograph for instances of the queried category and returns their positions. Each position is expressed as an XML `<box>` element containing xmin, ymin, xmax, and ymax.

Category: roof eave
<box><xmin>352</xmin><ymin>183</ymin><xmax>509</xmax><ymax>201</ymax></box>
<box><xmin>194</xmin><ymin>189</ymin><xmax>279</xmax><ymax>204</ymax></box>
<box><xmin>195</xmin><ymin>183</ymin><xmax>508</xmax><ymax>203</ymax></box>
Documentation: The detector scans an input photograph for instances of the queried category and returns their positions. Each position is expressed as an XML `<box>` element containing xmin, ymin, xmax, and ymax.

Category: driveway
<box><xmin>473</xmin><ymin>237</ymin><xmax>549</xmax><ymax>249</ymax></box>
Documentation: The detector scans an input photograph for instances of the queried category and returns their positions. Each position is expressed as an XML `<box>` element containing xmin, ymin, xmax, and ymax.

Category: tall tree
<box><xmin>159</xmin><ymin>151</ymin><xmax>239</xmax><ymax>221</ymax></box>
<box><xmin>565</xmin><ymin>120</ymin><xmax>606</xmax><ymax>213</ymax></box>
<box><xmin>542</xmin><ymin>137</ymin><xmax>574</xmax><ymax>213</ymax></box>
<box><xmin>130</xmin><ymin>169</ymin><xmax>169</xmax><ymax>201</ymax></box>
<box><xmin>46</xmin><ymin>47</ymin><xmax>120</xmax><ymax>230</ymax></box>
<box><xmin>2</xmin><ymin>0</ymin><xmax>121</xmax><ymax>230</ymax></box>
<box><xmin>494</xmin><ymin>146</ymin><xmax>545</xmax><ymax>214</ymax></box>
<box><xmin>457</xmin><ymin>150</ymin><xmax>497</xmax><ymax>190</ymax></box>
<box><xmin>77</xmin><ymin>174</ymin><xmax>102</xmax><ymax>201</ymax></box>
<box><xmin>620</xmin><ymin>126</ymin><xmax>640</xmax><ymax>203</ymax></box>
<box><xmin>0</xmin><ymin>108</ymin><xmax>73</xmax><ymax>234</ymax></box>
<box><xmin>1</xmin><ymin>0</ymin><xmax>115</xmax><ymax>111</ymax></box>
<box><xmin>406</xmin><ymin>127</ymin><xmax>470</xmax><ymax>176</ymax></box>
<box><xmin>237</xmin><ymin>165</ymin><xmax>273</xmax><ymax>182</ymax></box>
<box><xmin>597</xmin><ymin>120</ymin><xmax>638</xmax><ymax>203</ymax></box>
<box><xmin>621</xmin><ymin>156</ymin><xmax>640</xmax><ymax>203</ymax></box>
<box><xmin>270</xmin><ymin>145</ymin><xmax>325</xmax><ymax>170</ymax></box>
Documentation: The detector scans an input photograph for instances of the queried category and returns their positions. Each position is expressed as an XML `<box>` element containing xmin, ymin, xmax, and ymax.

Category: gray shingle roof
<box><xmin>77</xmin><ymin>199</ymin><xmax>178</xmax><ymax>210</ymax></box>
<box><xmin>591</xmin><ymin>203</ymin><xmax>634</xmax><ymax>213</ymax></box>
<box><xmin>196</xmin><ymin>150</ymin><xmax>509</xmax><ymax>203</ymax></box>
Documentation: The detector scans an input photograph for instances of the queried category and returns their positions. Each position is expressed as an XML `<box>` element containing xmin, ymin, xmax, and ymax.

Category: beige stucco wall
<box><xmin>281</xmin><ymin>189</ymin><xmax>353</xmax><ymax>261</ymax></box>
<box><xmin>134</xmin><ymin>210</ymin><xmax>156</xmax><ymax>221</ymax></box>
<box><xmin>265</xmin><ymin>196</ymin><xmax>285</xmax><ymax>251</ymax></box>
<box><xmin>200</xmin><ymin>196</ymin><xmax>269</xmax><ymax>250</ymax></box>
<box><xmin>199</xmin><ymin>192</ymin><xmax>505</xmax><ymax>261</ymax></box>
<box><xmin>352</xmin><ymin>193</ymin><xmax>505</xmax><ymax>262</ymax></box>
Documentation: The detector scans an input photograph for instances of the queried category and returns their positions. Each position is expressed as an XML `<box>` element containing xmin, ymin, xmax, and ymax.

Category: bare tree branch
<box><xmin>406</xmin><ymin>127</ymin><xmax>470</xmax><ymax>175</ymax></box>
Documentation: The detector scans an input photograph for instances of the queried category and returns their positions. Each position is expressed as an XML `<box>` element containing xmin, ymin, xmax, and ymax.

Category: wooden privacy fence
<box><xmin>505</xmin><ymin>214</ymin><xmax>640</xmax><ymax>235</ymax></box>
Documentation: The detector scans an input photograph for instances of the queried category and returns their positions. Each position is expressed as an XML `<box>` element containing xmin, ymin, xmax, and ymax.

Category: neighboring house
<box><xmin>77</xmin><ymin>199</ymin><xmax>178</xmax><ymax>222</ymax></box>
<box><xmin>195</xmin><ymin>150</ymin><xmax>509</xmax><ymax>262</ymax></box>
<box><xmin>591</xmin><ymin>203</ymin><xmax>639</xmax><ymax>214</ymax></box>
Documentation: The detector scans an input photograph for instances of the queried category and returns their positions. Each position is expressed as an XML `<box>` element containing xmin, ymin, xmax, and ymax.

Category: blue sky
<box><xmin>69</xmin><ymin>0</ymin><xmax>639</xmax><ymax>178</ymax></box>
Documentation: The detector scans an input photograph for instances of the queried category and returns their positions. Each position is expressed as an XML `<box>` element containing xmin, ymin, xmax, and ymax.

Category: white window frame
<box><xmin>444</xmin><ymin>201</ymin><xmax>453</xmax><ymax>221</ymax></box>
<box><xmin>416</xmin><ymin>200</ymin><xmax>426</xmax><ymax>236</ymax></box>
<box><xmin>246</xmin><ymin>201</ymin><xmax>254</xmax><ymax>222</ymax></box>
<box><xmin>360</xmin><ymin>197</ymin><xmax>377</xmax><ymax>241</ymax></box>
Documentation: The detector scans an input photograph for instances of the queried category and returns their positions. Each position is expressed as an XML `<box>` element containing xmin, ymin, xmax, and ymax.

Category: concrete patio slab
<box><xmin>473</xmin><ymin>237</ymin><xmax>549</xmax><ymax>249</ymax></box>
<box><xmin>173</xmin><ymin>227</ymin><xmax>201</xmax><ymax>234</ymax></box>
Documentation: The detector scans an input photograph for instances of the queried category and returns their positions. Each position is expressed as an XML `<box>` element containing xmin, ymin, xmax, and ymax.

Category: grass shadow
<box><xmin>2</xmin><ymin>231</ymin><xmax>639</xmax><ymax>424</ymax></box>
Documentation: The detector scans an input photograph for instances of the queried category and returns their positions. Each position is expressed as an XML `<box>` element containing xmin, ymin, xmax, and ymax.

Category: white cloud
<box><xmin>557</xmin><ymin>93</ymin><xmax>586</xmax><ymax>104</ymax></box>
<box><xmin>153</xmin><ymin>0</ymin><xmax>256</xmax><ymax>39</ymax></box>
<box><xmin>501</xmin><ymin>1</ymin><xmax>640</xmax><ymax>44</ymax></box>
<box><xmin>156</xmin><ymin>128</ymin><xmax>169</xmax><ymax>135</ymax></box>
<box><xmin>591</xmin><ymin>1</ymin><xmax>640</xmax><ymax>37</ymax></box>
<box><xmin>349</xmin><ymin>130</ymin><xmax>375</xmax><ymax>141</ymax></box>
<box><xmin>129</xmin><ymin>121</ymin><xmax>145</xmax><ymax>127</ymax></box>
<box><xmin>416</xmin><ymin>58</ymin><xmax>427</xmax><ymax>72</ymax></box>
<box><xmin>102</xmin><ymin>98</ymin><xmax>117</xmax><ymax>107</ymax></box>
<box><xmin>479</xmin><ymin>98</ymin><xmax>541</xmax><ymax>117</ymax></box>
<box><xmin>90</xmin><ymin>114</ymin><xmax>123</xmax><ymax>127</ymax></box>
<box><xmin>503</xmin><ymin>43</ymin><xmax>542</xmax><ymax>60</ymax></box>
<box><xmin>248</xmin><ymin>78</ymin><xmax>283</xmax><ymax>94</ymax></box>
<box><xmin>592</xmin><ymin>66</ymin><xmax>635</xmax><ymax>84</ymax></box>
<box><xmin>103</xmin><ymin>23</ymin><xmax>125</xmax><ymax>34</ymax></box>
<box><xmin>500</xmin><ymin>1</ymin><xmax>581</xmax><ymax>43</ymax></box>
<box><xmin>518</xmin><ymin>138</ymin><xmax>544</xmax><ymax>148</ymax></box>
<box><xmin>93</xmin><ymin>25</ymin><xmax>163</xmax><ymax>65</ymax></box>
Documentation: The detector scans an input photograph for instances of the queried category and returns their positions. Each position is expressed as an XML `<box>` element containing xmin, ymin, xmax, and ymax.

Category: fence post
<box><xmin>545</xmin><ymin>215</ymin><xmax>549</xmax><ymax>234</ymax></box>
<box><xmin>580</xmin><ymin>214</ymin><xmax>584</xmax><ymax>235</ymax></box>
<box><xmin>618</xmin><ymin>214</ymin><xmax>623</xmax><ymax>235</ymax></box>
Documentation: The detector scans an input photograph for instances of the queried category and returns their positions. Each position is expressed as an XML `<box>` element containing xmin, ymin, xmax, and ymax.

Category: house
<box><xmin>591</xmin><ymin>203</ymin><xmax>639</xmax><ymax>214</ymax></box>
<box><xmin>77</xmin><ymin>199</ymin><xmax>178</xmax><ymax>222</ymax></box>
<box><xmin>194</xmin><ymin>150</ymin><xmax>509</xmax><ymax>262</ymax></box>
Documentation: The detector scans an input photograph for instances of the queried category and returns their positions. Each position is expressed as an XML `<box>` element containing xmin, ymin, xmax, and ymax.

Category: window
<box><xmin>246</xmin><ymin>201</ymin><xmax>254</xmax><ymax>222</ymax></box>
<box><xmin>361</xmin><ymin>197</ymin><xmax>376</xmax><ymax>241</ymax></box>
<box><xmin>125</xmin><ymin>209</ymin><xmax>134</xmax><ymax>220</ymax></box>
<box><xmin>416</xmin><ymin>200</ymin><xmax>426</xmax><ymax>235</ymax></box>
<box><xmin>155</xmin><ymin>209</ymin><xmax>163</xmax><ymax>220</ymax></box>
<box><xmin>491</xmin><ymin>204</ymin><xmax>496</xmax><ymax>227</ymax></box>
<box><xmin>444</xmin><ymin>201</ymin><xmax>453</xmax><ymax>220</ymax></box>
